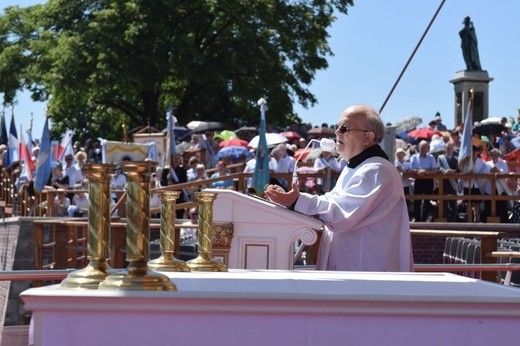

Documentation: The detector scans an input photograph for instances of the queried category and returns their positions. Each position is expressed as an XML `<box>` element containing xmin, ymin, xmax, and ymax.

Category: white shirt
<box><xmin>314</xmin><ymin>155</ymin><xmax>342</xmax><ymax>185</ymax></box>
<box><xmin>295</xmin><ymin>156</ymin><xmax>413</xmax><ymax>272</ymax></box>
<box><xmin>486</xmin><ymin>158</ymin><xmax>509</xmax><ymax>195</ymax></box>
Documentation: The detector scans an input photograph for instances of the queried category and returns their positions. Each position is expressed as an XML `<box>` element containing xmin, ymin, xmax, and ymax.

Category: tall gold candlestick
<box><xmin>99</xmin><ymin>161</ymin><xmax>175</xmax><ymax>291</ymax></box>
<box><xmin>61</xmin><ymin>164</ymin><xmax>116</xmax><ymax>289</ymax></box>
<box><xmin>148</xmin><ymin>191</ymin><xmax>190</xmax><ymax>272</ymax></box>
<box><xmin>187</xmin><ymin>192</ymin><xmax>227</xmax><ymax>272</ymax></box>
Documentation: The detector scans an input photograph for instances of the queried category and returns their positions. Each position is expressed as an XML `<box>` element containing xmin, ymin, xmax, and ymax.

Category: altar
<box><xmin>22</xmin><ymin>270</ymin><xmax>520</xmax><ymax>346</ymax></box>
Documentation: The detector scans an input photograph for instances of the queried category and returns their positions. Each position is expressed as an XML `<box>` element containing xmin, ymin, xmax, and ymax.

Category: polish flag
<box><xmin>57</xmin><ymin>129</ymin><xmax>75</xmax><ymax>162</ymax></box>
<box><xmin>19</xmin><ymin>129</ymin><xmax>35</xmax><ymax>182</ymax></box>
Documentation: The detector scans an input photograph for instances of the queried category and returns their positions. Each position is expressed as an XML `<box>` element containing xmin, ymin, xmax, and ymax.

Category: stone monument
<box><xmin>450</xmin><ymin>16</ymin><xmax>492</xmax><ymax>126</ymax></box>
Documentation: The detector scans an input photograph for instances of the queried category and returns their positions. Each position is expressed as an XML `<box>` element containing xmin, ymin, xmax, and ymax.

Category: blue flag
<box><xmin>458</xmin><ymin>98</ymin><xmax>473</xmax><ymax>173</ymax></box>
<box><xmin>34</xmin><ymin>117</ymin><xmax>52</xmax><ymax>193</ymax></box>
<box><xmin>5</xmin><ymin>115</ymin><xmax>19</xmax><ymax>167</ymax></box>
<box><xmin>253</xmin><ymin>99</ymin><xmax>270</xmax><ymax>193</ymax></box>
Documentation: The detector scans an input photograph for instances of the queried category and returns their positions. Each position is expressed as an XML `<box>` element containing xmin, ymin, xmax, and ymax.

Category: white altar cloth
<box><xmin>22</xmin><ymin>270</ymin><xmax>520</xmax><ymax>346</ymax></box>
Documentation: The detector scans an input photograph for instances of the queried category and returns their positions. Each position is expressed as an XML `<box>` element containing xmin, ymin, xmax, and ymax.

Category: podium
<box><xmin>206</xmin><ymin>189</ymin><xmax>323</xmax><ymax>270</ymax></box>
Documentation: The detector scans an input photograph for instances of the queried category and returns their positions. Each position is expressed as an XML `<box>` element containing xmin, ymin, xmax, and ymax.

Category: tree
<box><xmin>0</xmin><ymin>0</ymin><xmax>353</xmax><ymax>141</ymax></box>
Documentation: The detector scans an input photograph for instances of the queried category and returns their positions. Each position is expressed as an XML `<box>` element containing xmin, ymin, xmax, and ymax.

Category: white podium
<box><xmin>22</xmin><ymin>270</ymin><xmax>520</xmax><ymax>346</ymax></box>
<box><xmin>206</xmin><ymin>189</ymin><xmax>323</xmax><ymax>269</ymax></box>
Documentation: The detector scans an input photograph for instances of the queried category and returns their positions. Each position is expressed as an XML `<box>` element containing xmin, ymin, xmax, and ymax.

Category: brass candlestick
<box><xmin>61</xmin><ymin>164</ymin><xmax>116</xmax><ymax>289</ymax></box>
<box><xmin>148</xmin><ymin>191</ymin><xmax>190</xmax><ymax>272</ymax></box>
<box><xmin>187</xmin><ymin>192</ymin><xmax>227</xmax><ymax>272</ymax></box>
<box><xmin>99</xmin><ymin>161</ymin><xmax>175</xmax><ymax>291</ymax></box>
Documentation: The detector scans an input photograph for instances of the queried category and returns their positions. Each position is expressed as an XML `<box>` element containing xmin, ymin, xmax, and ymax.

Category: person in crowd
<box><xmin>186</xmin><ymin>156</ymin><xmax>201</xmax><ymax>181</ymax></box>
<box><xmin>270</xmin><ymin>144</ymin><xmax>294</xmax><ymax>190</ymax></box>
<box><xmin>450</xmin><ymin>131</ymin><xmax>461</xmax><ymax>155</ymax></box>
<box><xmin>395</xmin><ymin>148</ymin><xmax>412</xmax><ymax>220</ymax></box>
<box><xmin>459</xmin><ymin>144</ymin><xmax>490</xmax><ymax>222</ymax></box>
<box><xmin>47</xmin><ymin>162</ymin><xmax>70</xmax><ymax>190</ymax></box>
<box><xmin>243</xmin><ymin>153</ymin><xmax>257</xmax><ymax>193</ymax></box>
<box><xmin>264</xmin><ymin>104</ymin><xmax>413</xmax><ymax>272</ymax></box>
<box><xmin>313</xmin><ymin>147</ymin><xmax>341</xmax><ymax>194</ymax></box>
<box><xmin>67</xmin><ymin>183</ymin><xmax>89</xmax><ymax>217</ymax></box>
<box><xmin>187</xmin><ymin>163</ymin><xmax>208</xmax><ymax>199</ymax></box>
<box><xmin>486</xmin><ymin>148</ymin><xmax>509</xmax><ymax>223</ymax></box>
<box><xmin>410</xmin><ymin>140</ymin><xmax>438</xmax><ymax>222</ymax></box>
<box><xmin>434</xmin><ymin>112</ymin><xmax>447</xmax><ymax>131</ymax></box>
<box><xmin>74</xmin><ymin>150</ymin><xmax>88</xmax><ymax>182</ymax></box>
<box><xmin>210</xmin><ymin>160</ymin><xmax>235</xmax><ymax>189</ymax></box>
<box><xmin>437</xmin><ymin>142</ymin><xmax>461</xmax><ymax>222</ymax></box>
<box><xmin>499</xmin><ymin>134</ymin><xmax>516</xmax><ymax>155</ymax></box>
<box><xmin>202</xmin><ymin>131</ymin><xmax>219</xmax><ymax>169</ymax></box>
<box><xmin>161</xmin><ymin>153</ymin><xmax>189</xmax><ymax>218</ymax></box>
<box><xmin>111</xmin><ymin>165</ymin><xmax>127</xmax><ymax>202</ymax></box>
<box><xmin>63</xmin><ymin>153</ymin><xmax>83</xmax><ymax>200</ymax></box>
<box><xmin>54</xmin><ymin>188</ymin><xmax>71</xmax><ymax>217</ymax></box>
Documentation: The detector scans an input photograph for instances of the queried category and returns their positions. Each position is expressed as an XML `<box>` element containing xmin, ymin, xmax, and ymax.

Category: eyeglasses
<box><xmin>336</xmin><ymin>123</ymin><xmax>371</xmax><ymax>134</ymax></box>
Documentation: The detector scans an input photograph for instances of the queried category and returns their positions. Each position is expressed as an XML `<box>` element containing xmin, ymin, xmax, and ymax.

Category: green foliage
<box><xmin>0</xmin><ymin>0</ymin><xmax>353</xmax><ymax>142</ymax></box>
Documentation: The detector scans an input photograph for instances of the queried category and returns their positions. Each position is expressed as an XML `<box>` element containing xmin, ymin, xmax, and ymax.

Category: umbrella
<box><xmin>473</xmin><ymin>117</ymin><xmax>506</xmax><ymax>136</ymax></box>
<box><xmin>215</xmin><ymin>145</ymin><xmax>252</xmax><ymax>163</ymax></box>
<box><xmin>218</xmin><ymin>138</ymin><xmax>250</xmax><ymax>148</ymax></box>
<box><xmin>248</xmin><ymin>133</ymin><xmax>288</xmax><ymax>149</ymax></box>
<box><xmin>407</xmin><ymin>128</ymin><xmax>442</xmax><ymax>140</ymax></box>
<box><xmin>280</xmin><ymin>131</ymin><xmax>301</xmax><ymax>141</ymax></box>
<box><xmin>306</xmin><ymin>127</ymin><xmax>336</xmax><ymax>137</ymax></box>
<box><xmin>214</xmin><ymin>130</ymin><xmax>237</xmax><ymax>140</ymax></box>
<box><xmin>186</xmin><ymin>121</ymin><xmax>223</xmax><ymax>133</ymax></box>
<box><xmin>306</xmin><ymin>147</ymin><xmax>338</xmax><ymax>162</ymax></box>
<box><xmin>394</xmin><ymin>116</ymin><xmax>423</xmax><ymax>133</ymax></box>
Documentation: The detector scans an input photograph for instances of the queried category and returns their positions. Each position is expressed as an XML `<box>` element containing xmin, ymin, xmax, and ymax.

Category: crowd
<box><xmin>4</xmin><ymin>111</ymin><xmax>520</xmax><ymax>225</ymax></box>
<box><xmin>394</xmin><ymin>113</ymin><xmax>520</xmax><ymax>223</ymax></box>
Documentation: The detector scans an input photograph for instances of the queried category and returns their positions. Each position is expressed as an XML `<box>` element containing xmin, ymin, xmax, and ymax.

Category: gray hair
<box><xmin>344</xmin><ymin>105</ymin><xmax>385</xmax><ymax>143</ymax></box>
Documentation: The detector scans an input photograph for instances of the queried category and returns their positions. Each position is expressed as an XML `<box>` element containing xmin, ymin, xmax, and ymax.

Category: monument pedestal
<box><xmin>450</xmin><ymin>70</ymin><xmax>493</xmax><ymax>125</ymax></box>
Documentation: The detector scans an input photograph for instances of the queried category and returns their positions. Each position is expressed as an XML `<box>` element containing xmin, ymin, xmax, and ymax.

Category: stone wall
<box><xmin>1</xmin><ymin>218</ymin><xmax>34</xmax><ymax>327</ymax></box>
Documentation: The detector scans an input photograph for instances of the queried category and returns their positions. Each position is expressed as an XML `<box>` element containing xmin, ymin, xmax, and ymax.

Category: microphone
<box><xmin>292</xmin><ymin>138</ymin><xmax>336</xmax><ymax>184</ymax></box>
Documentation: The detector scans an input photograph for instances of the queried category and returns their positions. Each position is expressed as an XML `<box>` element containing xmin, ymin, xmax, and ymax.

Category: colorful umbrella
<box><xmin>218</xmin><ymin>138</ymin><xmax>250</xmax><ymax>148</ymax></box>
<box><xmin>214</xmin><ymin>130</ymin><xmax>237</xmax><ymax>140</ymax></box>
<box><xmin>280</xmin><ymin>131</ymin><xmax>301</xmax><ymax>140</ymax></box>
<box><xmin>407</xmin><ymin>128</ymin><xmax>442</xmax><ymax>140</ymax></box>
<box><xmin>215</xmin><ymin>145</ymin><xmax>252</xmax><ymax>163</ymax></box>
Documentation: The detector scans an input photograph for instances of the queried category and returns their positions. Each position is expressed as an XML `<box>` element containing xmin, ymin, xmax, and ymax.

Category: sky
<box><xmin>4</xmin><ymin>0</ymin><xmax>520</xmax><ymax>142</ymax></box>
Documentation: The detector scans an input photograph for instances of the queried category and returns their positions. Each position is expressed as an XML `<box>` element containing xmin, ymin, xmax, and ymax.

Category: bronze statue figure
<box><xmin>459</xmin><ymin>16</ymin><xmax>482</xmax><ymax>71</ymax></box>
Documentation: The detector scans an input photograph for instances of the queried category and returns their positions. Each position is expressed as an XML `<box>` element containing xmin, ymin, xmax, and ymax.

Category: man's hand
<box><xmin>264</xmin><ymin>182</ymin><xmax>300</xmax><ymax>207</ymax></box>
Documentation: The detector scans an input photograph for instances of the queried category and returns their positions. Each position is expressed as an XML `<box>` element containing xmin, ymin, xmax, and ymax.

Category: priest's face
<box><xmin>335</xmin><ymin>107</ymin><xmax>374</xmax><ymax>161</ymax></box>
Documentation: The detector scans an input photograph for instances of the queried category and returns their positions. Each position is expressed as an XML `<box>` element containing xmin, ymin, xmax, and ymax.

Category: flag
<box><xmin>252</xmin><ymin>98</ymin><xmax>270</xmax><ymax>193</ymax></box>
<box><xmin>0</xmin><ymin>112</ymin><xmax>7</xmax><ymax>146</ymax></box>
<box><xmin>458</xmin><ymin>99</ymin><xmax>473</xmax><ymax>173</ymax></box>
<box><xmin>57</xmin><ymin>129</ymin><xmax>75</xmax><ymax>162</ymax></box>
<box><xmin>26</xmin><ymin>125</ymin><xmax>34</xmax><ymax>153</ymax></box>
<box><xmin>19</xmin><ymin>126</ymin><xmax>34</xmax><ymax>182</ymax></box>
<box><xmin>5</xmin><ymin>115</ymin><xmax>19</xmax><ymax>167</ymax></box>
<box><xmin>34</xmin><ymin>118</ymin><xmax>52</xmax><ymax>193</ymax></box>
<box><xmin>163</xmin><ymin>106</ymin><xmax>177</xmax><ymax>169</ymax></box>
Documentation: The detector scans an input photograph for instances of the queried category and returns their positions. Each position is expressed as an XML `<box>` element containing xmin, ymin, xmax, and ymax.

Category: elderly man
<box><xmin>265</xmin><ymin>105</ymin><xmax>413</xmax><ymax>272</ymax></box>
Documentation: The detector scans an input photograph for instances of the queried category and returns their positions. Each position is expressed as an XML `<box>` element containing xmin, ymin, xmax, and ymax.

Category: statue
<box><xmin>459</xmin><ymin>16</ymin><xmax>482</xmax><ymax>71</ymax></box>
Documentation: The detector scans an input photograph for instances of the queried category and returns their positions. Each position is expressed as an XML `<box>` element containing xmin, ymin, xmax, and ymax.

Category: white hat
<box><xmin>429</xmin><ymin>140</ymin><xmax>445</xmax><ymax>154</ymax></box>
<box><xmin>396</xmin><ymin>148</ymin><xmax>406</xmax><ymax>155</ymax></box>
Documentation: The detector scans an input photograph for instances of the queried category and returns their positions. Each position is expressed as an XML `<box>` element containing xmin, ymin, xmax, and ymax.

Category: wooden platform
<box><xmin>1</xmin><ymin>325</ymin><xmax>29</xmax><ymax>346</ymax></box>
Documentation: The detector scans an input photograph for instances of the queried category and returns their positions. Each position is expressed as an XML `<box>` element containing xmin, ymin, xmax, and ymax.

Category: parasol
<box><xmin>214</xmin><ymin>130</ymin><xmax>237</xmax><ymax>140</ymax></box>
<box><xmin>186</xmin><ymin>121</ymin><xmax>223</xmax><ymax>133</ymax></box>
<box><xmin>408</xmin><ymin>128</ymin><xmax>442</xmax><ymax>140</ymax></box>
<box><xmin>248</xmin><ymin>133</ymin><xmax>288</xmax><ymax>149</ymax></box>
<box><xmin>215</xmin><ymin>146</ymin><xmax>252</xmax><ymax>163</ymax></box>
<box><xmin>280</xmin><ymin>131</ymin><xmax>301</xmax><ymax>141</ymax></box>
<box><xmin>218</xmin><ymin>138</ymin><xmax>250</xmax><ymax>148</ymax></box>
